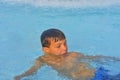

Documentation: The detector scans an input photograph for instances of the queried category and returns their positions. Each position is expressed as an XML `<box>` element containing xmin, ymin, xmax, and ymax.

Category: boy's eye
<box><xmin>55</xmin><ymin>45</ymin><xmax>61</xmax><ymax>48</ymax></box>
<box><xmin>64</xmin><ymin>42</ymin><xmax>67</xmax><ymax>46</ymax></box>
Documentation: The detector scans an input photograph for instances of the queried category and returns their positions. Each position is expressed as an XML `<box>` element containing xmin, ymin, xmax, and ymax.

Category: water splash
<box><xmin>0</xmin><ymin>0</ymin><xmax>120</xmax><ymax>8</ymax></box>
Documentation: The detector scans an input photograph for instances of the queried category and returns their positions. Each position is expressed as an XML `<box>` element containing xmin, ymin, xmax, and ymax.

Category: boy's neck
<box><xmin>44</xmin><ymin>52</ymin><xmax>68</xmax><ymax>58</ymax></box>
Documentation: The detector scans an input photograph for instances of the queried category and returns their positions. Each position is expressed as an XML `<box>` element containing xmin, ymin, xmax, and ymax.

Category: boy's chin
<box><xmin>51</xmin><ymin>52</ymin><xmax>68</xmax><ymax>56</ymax></box>
<box><xmin>61</xmin><ymin>52</ymin><xmax>67</xmax><ymax>55</ymax></box>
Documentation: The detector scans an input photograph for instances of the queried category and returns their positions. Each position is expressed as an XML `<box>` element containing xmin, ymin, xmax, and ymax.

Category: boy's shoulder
<box><xmin>35</xmin><ymin>56</ymin><xmax>46</xmax><ymax>65</ymax></box>
<box><xmin>35</xmin><ymin>55</ymin><xmax>52</xmax><ymax>63</ymax></box>
<box><xmin>69</xmin><ymin>52</ymin><xmax>84</xmax><ymax>58</ymax></box>
<box><xmin>36</xmin><ymin>55</ymin><xmax>46</xmax><ymax>62</ymax></box>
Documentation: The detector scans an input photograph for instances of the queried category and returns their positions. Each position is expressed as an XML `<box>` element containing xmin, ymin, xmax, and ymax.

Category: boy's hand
<box><xmin>14</xmin><ymin>76</ymin><xmax>21</xmax><ymax>80</ymax></box>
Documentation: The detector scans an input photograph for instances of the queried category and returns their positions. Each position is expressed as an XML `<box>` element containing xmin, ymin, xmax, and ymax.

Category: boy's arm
<box><xmin>14</xmin><ymin>58</ymin><xmax>44</xmax><ymax>80</ymax></box>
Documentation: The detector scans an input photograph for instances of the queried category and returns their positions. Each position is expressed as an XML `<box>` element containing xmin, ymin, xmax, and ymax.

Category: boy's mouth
<box><xmin>62</xmin><ymin>52</ymin><xmax>67</xmax><ymax>55</ymax></box>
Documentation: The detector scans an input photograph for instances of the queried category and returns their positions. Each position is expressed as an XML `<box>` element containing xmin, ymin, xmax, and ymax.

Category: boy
<box><xmin>14</xmin><ymin>28</ymin><xmax>96</xmax><ymax>80</ymax></box>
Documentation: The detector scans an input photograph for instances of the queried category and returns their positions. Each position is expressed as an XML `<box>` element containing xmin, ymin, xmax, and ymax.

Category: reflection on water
<box><xmin>80</xmin><ymin>55</ymin><xmax>120</xmax><ymax>74</ymax></box>
<box><xmin>79</xmin><ymin>55</ymin><xmax>120</xmax><ymax>80</ymax></box>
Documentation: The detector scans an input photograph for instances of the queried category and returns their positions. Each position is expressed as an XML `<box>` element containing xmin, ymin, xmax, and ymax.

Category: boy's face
<box><xmin>43</xmin><ymin>39</ymin><xmax>68</xmax><ymax>56</ymax></box>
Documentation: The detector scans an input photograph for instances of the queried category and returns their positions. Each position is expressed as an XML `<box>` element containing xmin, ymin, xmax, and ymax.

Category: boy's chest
<box><xmin>42</xmin><ymin>56</ymin><xmax>64</xmax><ymax>68</ymax></box>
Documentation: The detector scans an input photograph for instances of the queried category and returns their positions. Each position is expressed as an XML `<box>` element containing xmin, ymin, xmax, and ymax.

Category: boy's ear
<box><xmin>42</xmin><ymin>47</ymin><xmax>49</xmax><ymax>53</ymax></box>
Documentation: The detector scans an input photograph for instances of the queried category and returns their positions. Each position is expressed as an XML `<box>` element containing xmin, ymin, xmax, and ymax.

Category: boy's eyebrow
<box><xmin>55</xmin><ymin>40</ymin><xmax>66</xmax><ymax>45</ymax></box>
<box><xmin>55</xmin><ymin>42</ymin><xmax>62</xmax><ymax>45</ymax></box>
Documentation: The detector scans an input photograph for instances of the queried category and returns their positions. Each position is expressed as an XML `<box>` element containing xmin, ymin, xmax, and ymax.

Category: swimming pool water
<box><xmin>0</xmin><ymin>0</ymin><xmax>120</xmax><ymax>80</ymax></box>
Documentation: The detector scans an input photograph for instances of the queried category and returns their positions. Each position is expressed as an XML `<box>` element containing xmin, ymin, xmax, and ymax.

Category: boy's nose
<box><xmin>62</xmin><ymin>45</ymin><xmax>67</xmax><ymax>51</ymax></box>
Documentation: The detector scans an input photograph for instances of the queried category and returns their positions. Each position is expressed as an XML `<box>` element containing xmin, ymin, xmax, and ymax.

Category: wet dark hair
<box><xmin>40</xmin><ymin>28</ymin><xmax>66</xmax><ymax>47</ymax></box>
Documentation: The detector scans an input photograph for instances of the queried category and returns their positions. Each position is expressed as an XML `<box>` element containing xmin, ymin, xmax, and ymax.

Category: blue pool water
<box><xmin>0</xmin><ymin>0</ymin><xmax>120</xmax><ymax>80</ymax></box>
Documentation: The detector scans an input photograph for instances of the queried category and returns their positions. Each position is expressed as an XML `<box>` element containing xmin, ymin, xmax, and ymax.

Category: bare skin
<box><xmin>40</xmin><ymin>52</ymin><xmax>96</xmax><ymax>79</ymax></box>
<box><xmin>15</xmin><ymin>52</ymin><xmax>95</xmax><ymax>80</ymax></box>
<box><xmin>14</xmin><ymin>40</ymin><xmax>95</xmax><ymax>80</ymax></box>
